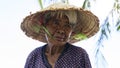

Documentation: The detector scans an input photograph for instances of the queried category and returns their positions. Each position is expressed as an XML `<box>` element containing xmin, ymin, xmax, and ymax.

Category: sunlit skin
<box><xmin>44</xmin><ymin>15</ymin><xmax>73</xmax><ymax>68</ymax></box>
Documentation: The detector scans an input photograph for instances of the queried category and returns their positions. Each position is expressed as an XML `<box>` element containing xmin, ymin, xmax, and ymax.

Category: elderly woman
<box><xmin>21</xmin><ymin>3</ymin><xmax>99</xmax><ymax>68</ymax></box>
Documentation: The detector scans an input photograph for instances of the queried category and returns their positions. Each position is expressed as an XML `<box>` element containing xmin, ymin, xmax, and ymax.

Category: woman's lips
<box><xmin>54</xmin><ymin>35</ymin><xmax>65</xmax><ymax>41</ymax></box>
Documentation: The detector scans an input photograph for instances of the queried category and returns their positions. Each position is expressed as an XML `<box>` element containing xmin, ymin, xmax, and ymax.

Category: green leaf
<box><xmin>42</xmin><ymin>26</ymin><xmax>51</xmax><ymax>37</ymax></box>
<box><xmin>82</xmin><ymin>0</ymin><xmax>87</xmax><ymax>9</ymax></box>
<box><xmin>72</xmin><ymin>33</ymin><xmax>87</xmax><ymax>40</ymax></box>
<box><xmin>62</xmin><ymin>0</ymin><xmax>69</xmax><ymax>4</ymax></box>
<box><xmin>101</xmin><ymin>29</ymin><xmax>108</xmax><ymax>38</ymax></box>
<box><xmin>32</xmin><ymin>25</ymin><xmax>41</xmax><ymax>33</ymax></box>
<box><xmin>117</xmin><ymin>25</ymin><xmax>120</xmax><ymax>31</ymax></box>
<box><xmin>82</xmin><ymin>0</ymin><xmax>90</xmax><ymax>9</ymax></box>
<box><xmin>38</xmin><ymin>0</ymin><xmax>43</xmax><ymax>9</ymax></box>
<box><xmin>106</xmin><ymin>22</ymin><xmax>111</xmax><ymax>33</ymax></box>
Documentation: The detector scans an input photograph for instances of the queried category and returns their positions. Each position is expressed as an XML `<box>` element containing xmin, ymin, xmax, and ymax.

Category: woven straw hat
<box><xmin>21</xmin><ymin>3</ymin><xmax>99</xmax><ymax>43</ymax></box>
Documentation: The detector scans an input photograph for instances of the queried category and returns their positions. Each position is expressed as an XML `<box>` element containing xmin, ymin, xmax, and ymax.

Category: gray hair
<box><xmin>44</xmin><ymin>10</ymin><xmax>77</xmax><ymax>25</ymax></box>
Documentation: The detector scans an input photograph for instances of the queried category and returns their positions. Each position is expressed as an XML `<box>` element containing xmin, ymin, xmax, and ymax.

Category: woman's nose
<box><xmin>56</xmin><ymin>29</ymin><xmax>65</xmax><ymax>34</ymax></box>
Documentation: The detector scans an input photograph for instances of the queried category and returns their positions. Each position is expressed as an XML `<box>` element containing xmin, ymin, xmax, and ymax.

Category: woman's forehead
<box><xmin>44</xmin><ymin>11</ymin><xmax>68</xmax><ymax>19</ymax></box>
<box><xmin>53</xmin><ymin>15</ymin><xmax>68</xmax><ymax>20</ymax></box>
<box><xmin>50</xmin><ymin>15</ymin><xmax>69</xmax><ymax>23</ymax></box>
<box><xmin>44</xmin><ymin>12</ymin><xmax>69</xmax><ymax>23</ymax></box>
<box><xmin>44</xmin><ymin>11</ymin><xmax>77</xmax><ymax>24</ymax></box>
<box><xmin>52</xmin><ymin>12</ymin><xmax>68</xmax><ymax>19</ymax></box>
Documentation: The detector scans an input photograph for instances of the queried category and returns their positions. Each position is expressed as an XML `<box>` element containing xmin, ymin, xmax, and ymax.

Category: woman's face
<box><xmin>45</xmin><ymin>15</ymin><xmax>73</xmax><ymax>45</ymax></box>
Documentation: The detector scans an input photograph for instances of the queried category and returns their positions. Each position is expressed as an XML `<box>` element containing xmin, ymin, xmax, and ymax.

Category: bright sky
<box><xmin>0</xmin><ymin>0</ymin><xmax>120</xmax><ymax>68</ymax></box>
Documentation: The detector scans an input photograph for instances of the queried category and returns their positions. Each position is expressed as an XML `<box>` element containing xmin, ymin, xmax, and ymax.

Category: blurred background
<box><xmin>0</xmin><ymin>0</ymin><xmax>120</xmax><ymax>68</ymax></box>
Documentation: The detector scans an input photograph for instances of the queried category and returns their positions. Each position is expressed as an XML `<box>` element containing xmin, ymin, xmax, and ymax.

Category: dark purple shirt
<box><xmin>24</xmin><ymin>43</ymin><xmax>92</xmax><ymax>68</ymax></box>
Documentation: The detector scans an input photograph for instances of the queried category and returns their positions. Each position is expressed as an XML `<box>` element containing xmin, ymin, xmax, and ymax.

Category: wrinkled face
<box><xmin>45</xmin><ymin>15</ymin><xmax>73</xmax><ymax>45</ymax></box>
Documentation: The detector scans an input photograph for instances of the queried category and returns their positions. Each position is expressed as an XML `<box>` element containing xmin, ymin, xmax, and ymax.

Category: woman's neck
<box><xmin>45</xmin><ymin>44</ymin><xmax>65</xmax><ymax>56</ymax></box>
<box><xmin>45</xmin><ymin>43</ymin><xmax>66</xmax><ymax>68</ymax></box>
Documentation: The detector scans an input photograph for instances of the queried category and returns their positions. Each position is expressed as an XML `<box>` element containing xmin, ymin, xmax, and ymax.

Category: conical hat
<box><xmin>21</xmin><ymin>3</ymin><xmax>99</xmax><ymax>43</ymax></box>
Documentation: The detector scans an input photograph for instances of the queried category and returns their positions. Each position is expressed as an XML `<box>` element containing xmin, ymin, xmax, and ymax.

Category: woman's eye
<box><xmin>65</xmin><ymin>24</ymin><xmax>71</xmax><ymax>28</ymax></box>
<box><xmin>53</xmin><ymin>20</ymin><xmax>59</xmax><ymax>25</ymax></box>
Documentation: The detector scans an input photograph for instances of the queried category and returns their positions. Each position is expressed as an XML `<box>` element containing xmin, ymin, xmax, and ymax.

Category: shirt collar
<box><xmin>41</xmin><ymin>43</ymin><xmax>71</xmax><ymax>68</ymax></box>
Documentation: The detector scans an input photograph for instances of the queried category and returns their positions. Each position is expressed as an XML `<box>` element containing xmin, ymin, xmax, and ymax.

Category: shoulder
<box><xmin>68</xmin><ymin>44</ymin><xmax>88</xmax><ymax>55</ymax></box>
<box><xmin>29</xmin><ymin>44</ymin><xmax>48</xmax><ymax>57</ymax></box>
<box><xmin>24</xmin><ymin>46</ymin><xmax>42</xmax><ymax>67</ymax></box>
<box><xmin>65</xmin><ymin>43</ymin><xmax>90</xmax><ymax>60</ymax></box>
<box><xmin>26</xmin><ymin>45</ymin><xmax>46</xmax><ymax>60</ymax></box>
<box><xmin>60</xmin><ymin>43</ymin><xmax>92</xmax><ymax>67</ymax></box>
<box><xmin>30</xmin><ymin>46</ymin><xmax>42</xmax><ymax>55</ymax></box>
<box><xmin>24</xmin><ymin>45</ymin><xmax>46</xmax><ymax>68</ymax></box>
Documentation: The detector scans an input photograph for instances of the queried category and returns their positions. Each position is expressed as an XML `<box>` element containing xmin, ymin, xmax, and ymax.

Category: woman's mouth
<box><xmin>54</xmin><ymin>35</ymin><xmax>65</xmax><ymax>42</ymax></box>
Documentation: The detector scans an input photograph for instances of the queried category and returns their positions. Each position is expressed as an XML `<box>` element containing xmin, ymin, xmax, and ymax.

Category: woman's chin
<box><xmin>55</xmin><ymin>38</ymin><xmax>64</xmax><ymax>42</ymax></box>
<box><xmin>47</xmin><ymin>37</ymin><xmax>68</xmax><ymax>45</ymax></box>
<box><xmin>52</xmin><ymin>38</ymin><xmax>67</xmax><ymax>45</ymax></box>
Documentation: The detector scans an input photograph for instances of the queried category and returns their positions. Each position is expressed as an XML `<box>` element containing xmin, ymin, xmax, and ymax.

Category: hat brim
<box><xmin>21</xmin><ymin>3</ymin><xmax>99</xmax><ymax>43</ymax></box>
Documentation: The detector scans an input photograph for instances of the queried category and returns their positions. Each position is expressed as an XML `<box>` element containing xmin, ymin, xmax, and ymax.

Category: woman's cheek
<box><xmin>48</xmin><ymin>27</ymin><xmax>56</xmax><ymax>35</ymax></box>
